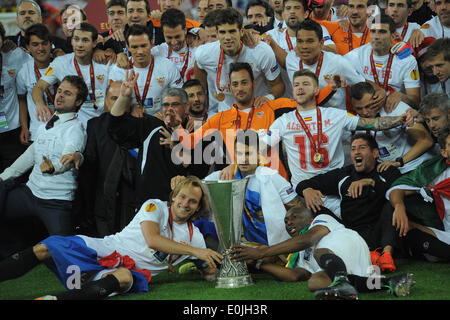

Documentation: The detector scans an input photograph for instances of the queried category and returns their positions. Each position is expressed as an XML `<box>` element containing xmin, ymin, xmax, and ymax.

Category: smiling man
<box><xmin>32</xmin><ymin>23</ymin><xmax>112</xmax><ymax>128</ymax></box>
<box><xmin>295</xmin><ymin>133</ymin><xmax>403</xmax><ymax>272</ymax></box>
<box><xmin>0</xmin><ymin>75</ymin><xmax>87</xmax><ymax>238</ymax></box>
<box><xmin>194</xmin><ymin>8</ymin><xmax>285</xmax><ymax>115</ymax></box>
<box><xmin>0</xmin><ymin>176</ymin><xmax>222</xmax><ymax>300</ymax></box>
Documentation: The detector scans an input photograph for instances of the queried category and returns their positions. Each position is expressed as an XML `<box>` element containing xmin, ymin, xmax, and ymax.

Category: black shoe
<box><xmin>386</xmin><ymin>273</ymin><xmax>415</xmax><ymax>297</ymax></box>
<box><xmin>314</xmin><ymin>275</ymin><xmax>359</xmax><ymax>300</ymax></box>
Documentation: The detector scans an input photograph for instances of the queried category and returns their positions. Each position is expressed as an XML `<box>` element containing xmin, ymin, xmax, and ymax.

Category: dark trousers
<box><xmin>1</xmin><ymin>183</ymin><xmax>74</xmax><ymax>236</ymax></box>
<box><xmin>351</xmin><ymin>202</ymin><xmax>398</xmax><ymax>252</ymax></box>
<box><xmin>0</xmin><ymin>128</ymin><xmax>27</xmax><ymax>173</ymax></box>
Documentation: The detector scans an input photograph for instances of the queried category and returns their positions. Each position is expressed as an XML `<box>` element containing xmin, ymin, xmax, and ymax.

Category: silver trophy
<box><xmin>202</xmin><ymin>178</ymin><xmax>253</xmax><ymax>288</ymax></box>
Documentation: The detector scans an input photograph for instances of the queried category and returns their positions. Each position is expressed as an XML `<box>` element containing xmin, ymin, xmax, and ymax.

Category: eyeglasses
<box><xmin>162</xmin><ymin>102</ymin><xmax>183</xmax><ymax>108</ymax></box>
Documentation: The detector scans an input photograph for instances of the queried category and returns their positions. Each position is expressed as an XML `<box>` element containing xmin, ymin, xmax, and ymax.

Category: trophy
<box><xmin>202</xmin><ymin>178</ymin><xmax>253</xmax><ymax>288</ymax></box>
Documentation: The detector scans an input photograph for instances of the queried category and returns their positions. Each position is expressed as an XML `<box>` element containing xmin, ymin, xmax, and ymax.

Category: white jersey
<box><xmin>420</xmin><ymin>15</ymin><xmax>450</xmax><ymax>39</ymax></box>
<box><xmin>79</xmin><ymin>199</ymin><xmax>206</xmax><ymax>276</ymax></box>
<box><xmin>271</xmin><ymin>24</ymin><xmax>335</xmax><ymax>48</ymax></box>
<box><xmin>260</xmin><ymin>107</ymin><xmax>359</xmax><ymax>187</ymax></box>
<box><xmin>397</xmin><ymin>22</ymin><xmax>421</xmax><ymax>42</ymax></box>
<box><xmin>0</xmin><ymin>48</ymin><xmax>31</xmax><ymax>133</ymax></box>
<box><xmin>295</xmin><ymin>214</ymin><xmax>371</xmax><ymax>277</ymax></box>
<box><xmin>39</xmin><ymin>53</ymin><xmax>111</xmax><ymax>127</ymax></box>
<box><xmin>194</xmin><ymin>40</ymin><xmax>281</xmax><ymax>115</ymax></box>
<box><xmin>109</xmin><ymin>56</ymin><xmax>183</xmax><ymax>115</ymax></box>
<box><xmin>344</xmin><ymin>43</ymin><xmax>420</xmax><ymax>94</ymax></box>
<box><xmin>355</xmin><ymin>102</ymin><xmax>434</xmax><ymax>174</ymax></box>
<box><xmin>285</xmin><ymin>50</ymin><xmax>365</xmax><ymax>109</ymax></box>
<box><xmin>151</xmin><ymin>43</ymin><xmax>196</xmax><ymax>82</ymax></box>
<box><xmin>16</xmin><ymin>59</ymin><xmax>56</xmax><ymax>141</ymax></box>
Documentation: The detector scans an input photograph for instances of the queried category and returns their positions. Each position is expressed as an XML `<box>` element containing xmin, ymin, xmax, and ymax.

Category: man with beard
<box><xmin>182</xmin><ymin>79</ymin><xmax>209</xmax><ymax>132</ymax></box>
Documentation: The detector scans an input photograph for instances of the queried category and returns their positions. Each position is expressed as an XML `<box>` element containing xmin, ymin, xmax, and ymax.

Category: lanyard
<box><xmin>400</xmin><ymin>23</ymin><xmax>409</xmax><ymax>40</ymax></box>
<box><xmin>285</xmin><ymin>30</ymin><xmax>294</xmax><ymax>51</ymax></box>
<box><xmin>348</xmin><ymin>26</ymin><xmax>369</xmax><ymax>52</ymax></box>
<box><xmin>130</xmin><ymin>58</ymin><xmax>155</xmax><ymax>109</ymax></box>
<box><xmin>295</xmin><ymin>107</ymin><xmax>323</xmax><ymax>163</ymax></box>
<box><xmin>168</xmin><ymin>46</ymin><xmax>190</xmax><ymax>79</ymax></box>
<box><xmin>73</xmin><ymin>57</ymin><xmax>97</xmax><ymax>109</ymax></box>
<box><xmin>216</xmin><ymin>42</ymin><xmax>243</xmax><ymax>93</ymax></box>
<box><xmin>34</xmin><ymin>63</ymin><xmax>57</xmax><ymax>105</ymax></box>
<box><xmin>167</xmin><ymin>207</ymin><xmax>193</xmax><ymax>271</ymax></box>
<box><xmin>233</xmin><ymin>104</ymin><xmax>256</xmax><ymax>130</ymax></box>
<box><xmin>369</xmin><ymin>50</ymin><xmax>394</xmax><ymax>91</ymax></box>
<box><xmin>299</xmin><ymin>51</ymin><xmax>324</xmax><ymax>77</ymax></box>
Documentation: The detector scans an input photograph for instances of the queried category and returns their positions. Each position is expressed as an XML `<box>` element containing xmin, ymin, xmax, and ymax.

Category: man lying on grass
<box><xmin>231</xmin><ymin>206</ymin><xmax>415</xmax><ymax>300</ymax></box>
<box><xmin>0</xmin><ymin>176</ymin><xmax>223</xmax><ymax>300</ymax></box>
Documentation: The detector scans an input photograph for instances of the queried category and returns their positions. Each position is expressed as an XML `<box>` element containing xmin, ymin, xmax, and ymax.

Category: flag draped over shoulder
<box><xmin>387</xmin><ymin>154</ymin><xmax>448</xmax><ymax>230</ymax></box>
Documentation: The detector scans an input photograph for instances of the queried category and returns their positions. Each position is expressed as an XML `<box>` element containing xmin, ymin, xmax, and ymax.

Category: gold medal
<box><xmin>313</xmin><ymin>152</ymin><xmax>322</xmax><ymax>163</ymax></box>
<box><xmin>216</xmin><ymin>91</ymin><xmax>225</xmax><ymax>102</ymax></box>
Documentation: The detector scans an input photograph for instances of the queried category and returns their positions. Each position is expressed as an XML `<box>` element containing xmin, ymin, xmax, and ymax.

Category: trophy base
<box><xmin>216</xmin><ymin>275</ymin><xmax>253</xmax><ymax>289</ymax></box>
<box><xmin>215</xmin><ymin>254</ymin><xmax>253</xmax><ymax>289</ymax></box>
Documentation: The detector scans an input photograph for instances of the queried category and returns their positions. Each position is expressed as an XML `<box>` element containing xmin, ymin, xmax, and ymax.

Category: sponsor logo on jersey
<box><xmin>44</xmin><ymin>67</ymin><xmax>54</xmax><ymax>76</ymax></box>
<box><xmin>146</xmin><ymin>202</ymin><xmax>157</xmax><ymax>212</ymax></box>
<box><xmin>96</xmin><ymin>74</ymin><xmax>105</xmax><ymax>84</ymax></box>
<box><xmin>271</xmin><ymin>64</ymin><xmax>279</xmax><ymax>73</ymax></box>
<box><xmin>410</xmin><ymin>69</ymin><xmax>419</xmax><ymax>80</ymax></box>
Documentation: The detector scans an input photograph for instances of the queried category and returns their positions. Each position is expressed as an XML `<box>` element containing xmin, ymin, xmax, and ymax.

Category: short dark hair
<box><xmin>203</xmin><ymin>10</ymin><xmax>220</xmax><ymax>27</ymax></box>
<box><xmin>293</xmin><ymin>69</ymin><xmax>318</xmax><ymax>86</ymax></box>
<box><xmin>215</xmin><ymin>8</ymin><xmax>244</xmax><ymax>30</ymax></box>
<box><xmin>126</xmin><ymin>0</ymin><xmax>151</xmax><ymax>14</ymax></box>
<box><xmin>370</xmin><ymin>12</ymin><xmax>396</xmax><ymax>34</ymax></box>
<box><xmin>24</xmin><ymin>23</ymin><xmax>51</xmax><ymax>45</ymax></box>
<box><xmin>125</xmin><ymin>23</ymin><xmax>153</xmax><ymax>44</ymax></box>
<box><xmin>424</xmin><ymin>38</ymin><xmax>450</xmax><ymax>63</ymax></box>
<box><xmin>107</xmin><ymin>0</ymin><xmax>127</xmax><ymax>10</ymax></box>
<box><xmin>61</xmin><ymin>75</ymin><xmax>89</xmax><ymax>111</ymax></box>
<box><xmin>438</xmin><ymin>127</ymin><xmax>450</xmax><ymax>149</ymax></box>
<box><xmin>229</xmin><ymin>62</ymin><xmax>255</xmax><ymax>82</ymax></box>
<box><xmin>73</xmin><ymin>22</ymin><xmax>99</xmax><ymax>42</ymax></box>
<box><xmin>349</xmin><ymin>82</ymin><xmax>375</xmax><ymax>101</ymax></box>
<box><xmin>387</xmin><ymin>0</ymin><xmax>413</xmax><ymax>8</ymax></box>
<box><xmin>183</xmin><ymin>79</ymin><xmax>205</xmax><ymax>90</ymax></box>
<box><xmin>296</xmin><ymin>19</ymin><xmax>323</xmax><ymax>41</ymax></box>
<box><xmin>161</xmin><ymin>8</ymin><xmax>186</xmax><ymax>29</ymax></box>
<box><xmin>351</xmin><ymin>133</ymin><xmax>379</xmax><ymax>151</ymax></box>
<box><xmin>246</xmin><ymin>0</ymin><xmax>274</xmax><ymax>18</ymax></box>
<box><xmin>234</xmin><ymin>129</ymin><xmax>260</xmax><ymax>152</ymax></box>
<box><xmin>60</xmin><ymin>4</ymin><xmax>87</xmax><ymax>21</ymax></box>
<box><xmin>282</xmin><ymin>0</ymin><xmax>309</xmax><ymax>12</ymax></box>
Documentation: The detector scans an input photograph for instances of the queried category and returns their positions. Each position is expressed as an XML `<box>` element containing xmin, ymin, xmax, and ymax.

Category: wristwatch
<box><xmin>395</xmin><ymin>157</ymin><xmax>404</xmax><ymax>167</ymax></box>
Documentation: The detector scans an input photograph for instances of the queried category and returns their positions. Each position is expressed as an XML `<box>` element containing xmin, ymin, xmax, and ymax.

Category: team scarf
<box><xmin>234</xmin><ymin>166</ymin><xmax>269</xmax><ymax>245</ymax></box>
<box><xmin>285</xmin><ymin>225</ymin><xmax>310</xmax><ymax>269</ymax></box>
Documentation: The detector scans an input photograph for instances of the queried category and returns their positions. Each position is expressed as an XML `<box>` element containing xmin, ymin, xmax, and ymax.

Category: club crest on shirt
<box><xmin>146</xmin><ymin>202</ymin><xmax>157</xmax><ymax>212</ymax></box>
<box><xmin>7</xmin><ymin>69</ymin><xmax>16</xmax><ymax>78</ymax></box>
<box><xmin>323</xmin><ymin>74</ymin><xmax>333</xmax><ymax>84</ymax></box>
<box><xmin>96</xmin><ymin>74</ymin><xmax>105</xmax><ymax>84</ymax></box>
<box><xmin>157</xmin><ymin>77</ymin><xmax>166</xmax><ymax>87</ymax></box>
<box><xmin>256</xmin><ymin>111</ymin><xmax>264</xmax><ymax>118</ymax></box>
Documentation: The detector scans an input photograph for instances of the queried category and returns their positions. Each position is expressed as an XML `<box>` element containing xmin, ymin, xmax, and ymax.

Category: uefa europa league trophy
<box><xmin>202</xmin><ymin>178</ymin><xmax>253</xmax><ymax>288</ymax></box>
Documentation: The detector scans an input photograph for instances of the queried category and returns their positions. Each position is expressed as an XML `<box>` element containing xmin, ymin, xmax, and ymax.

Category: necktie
<box><xmin>45</xmin><ymin>115</ymin><xmax>59</xmax><ymax>130</ymax></box>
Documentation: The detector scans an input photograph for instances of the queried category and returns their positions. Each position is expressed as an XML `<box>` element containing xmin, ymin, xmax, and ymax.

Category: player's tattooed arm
<box><xmin>356</xmin><ymin>115</ymin><xmax>405</xmax><ymax>131</ymax></box>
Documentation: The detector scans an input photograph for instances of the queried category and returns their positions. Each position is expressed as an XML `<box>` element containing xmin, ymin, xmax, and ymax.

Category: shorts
<box><xmin>316</xmin><ymin>229</ymin><xmax>372</xmax><ymax>277</ymax></box>
<box><xmin>40</xmin><ymin>235</ymin><xmax>149</xmax><ymax>294</ymax></box>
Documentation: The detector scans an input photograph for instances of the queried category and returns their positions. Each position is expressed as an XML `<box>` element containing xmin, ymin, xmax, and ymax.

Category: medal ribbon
<box><xmin>285</xmin><ymin>30</ymin><xmax>294</xmax><ymax>51</ymax></box>
<box><xmin>295</xmin><ymin>107</ymin><xmax>323</xmax><ymax>156</ymax></box>
<box><xmin>400</xmin><ymin>23</ymin><xmax>409</xmax><ymax>40</ymax></box>
<box><xmin>130</xmin><ymin>57</ymin><xmax>155</xmax><ymax>108</ymax></box>
<box><xmin>168</xmin><ymin>207</ymin><xmax>194</xmax><ymax>269</ymax></box>
<box><xmin>369</xmin><ymin>50</ymin><xmax>394</xmax><ymax>91</ymax></box>
<box><xmin>348</xmin><ymin>25</ymin><xmax>369</xmax><ymax>52</ymax></box>
<box><xmin>74</xmin><ymin>57</ymin><xmax>97</xmax><ymax>109</ymax></box>
<box><xmin>216</xmin><ymin>42</ymin><xmax>243</xmax><ymax>94</ymax></box>
<box><xmin>34</xmin><ymin>63</ymin><xmax>57</xmax><ymax>105</ymax></box>
<box><xmin>299</xmin><ymin>51</ymin><xmax>324</xmax><ymax>77</ymax></box>
<box><xmin>233</xmin><ymin>103</ymin><xmax>256</xmax><ymax>130</ymax></box>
